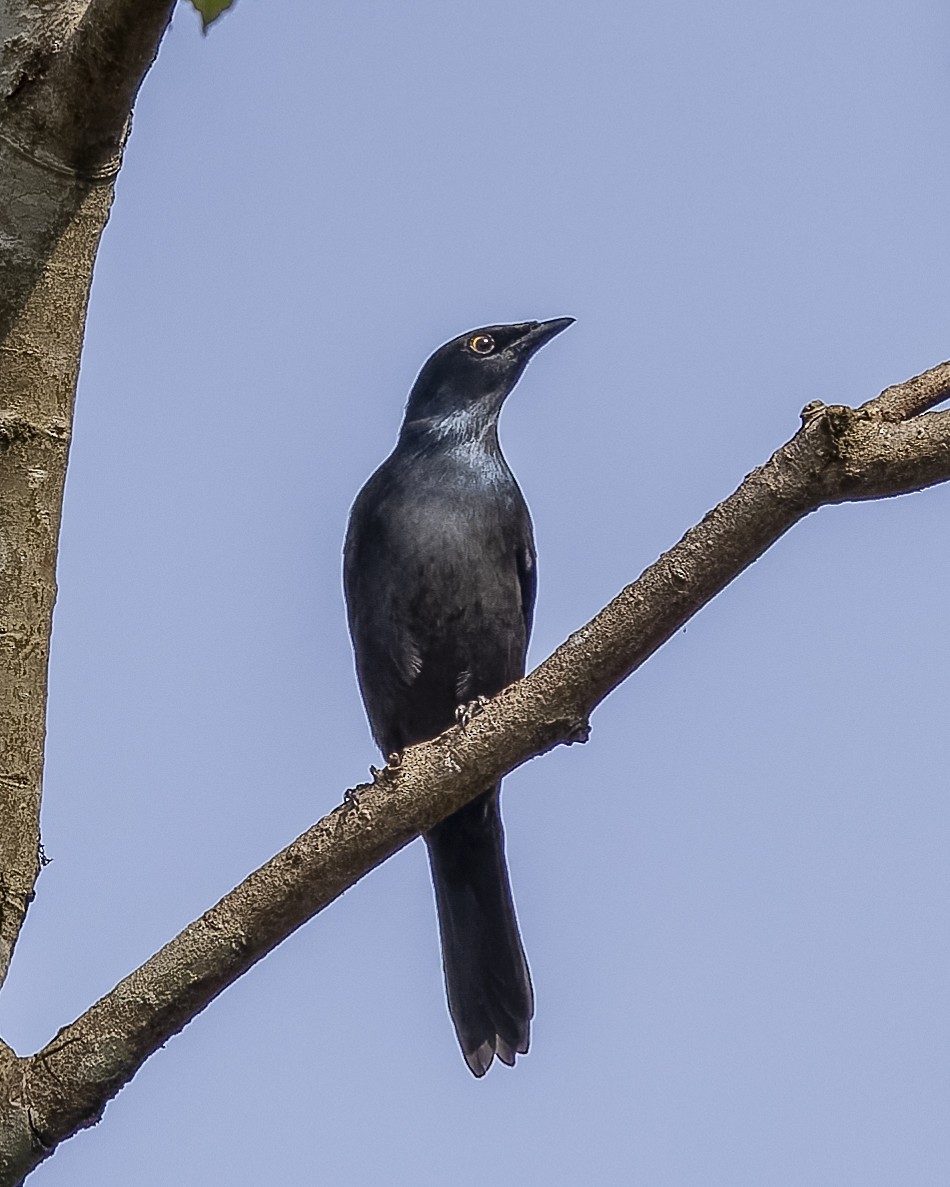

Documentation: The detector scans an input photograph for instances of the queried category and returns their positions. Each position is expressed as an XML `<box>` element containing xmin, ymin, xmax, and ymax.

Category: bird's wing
<box><xmin>516</xmin><ymin>539</ymin><xmax>537</xmax><ymax>644</ymax></box>
<box><xmin>391</xmin><ymin>630</ymin><xmax>424</xmax><ymax>686</ymax></box>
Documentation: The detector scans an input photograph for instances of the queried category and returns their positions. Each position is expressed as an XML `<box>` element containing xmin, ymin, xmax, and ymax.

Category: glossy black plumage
<box><xmin>343</xmin><ymin>318</ymin><xmax>572</xmax><ymax>1075</ymax></box>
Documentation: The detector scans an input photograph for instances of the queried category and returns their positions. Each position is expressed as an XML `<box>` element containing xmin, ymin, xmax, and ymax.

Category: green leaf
<box><xmin>189</xmin><ymin>0</ymin><xmax>236</xmax><ymax>32</ymax></box>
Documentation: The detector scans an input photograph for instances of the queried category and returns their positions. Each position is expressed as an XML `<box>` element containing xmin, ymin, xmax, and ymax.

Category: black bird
<box><xmin>344</xmin><ymin>318</ymin><xmax>573</xmax><ymax>1076</ymax></box>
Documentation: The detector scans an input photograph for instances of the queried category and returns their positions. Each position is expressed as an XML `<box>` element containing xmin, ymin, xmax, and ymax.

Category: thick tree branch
<box><xmin>2</xmin><ymin>361</ymin><xmax>949</xmax><ymax>1183</ymax></box>
<box><xmin>2</xmin><ymin>0</ymin><xmax>175</xmax><ymax>180</ymax></box>
<box><xmin>0</xmin><ymin>0</ymin><xmax>173</xmax><ymax>995</ymax></box>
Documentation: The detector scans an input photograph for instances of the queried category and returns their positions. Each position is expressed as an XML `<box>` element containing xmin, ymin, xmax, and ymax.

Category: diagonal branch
<box><xmin>857</xmin><ymin>359</ymin><xmax>950</xmax><ymax>421</ymax></box>
<box><xmin>2</xmin><ymin>359</ymin><xmax>949</xmax><ymax>1183</ymax></box>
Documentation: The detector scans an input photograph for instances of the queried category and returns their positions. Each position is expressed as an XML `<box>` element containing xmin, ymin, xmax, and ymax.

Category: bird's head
<box><xmin>401</xmin><ymin>318</ymin><xmax>574</xmax><ymax>438</ymax></box>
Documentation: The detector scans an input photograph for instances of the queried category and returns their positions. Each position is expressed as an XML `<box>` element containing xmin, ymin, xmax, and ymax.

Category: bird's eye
<box><xmin>468</xmin><ymin>334</ymin><xmax>495</xmax><ymax>355</ymax></box>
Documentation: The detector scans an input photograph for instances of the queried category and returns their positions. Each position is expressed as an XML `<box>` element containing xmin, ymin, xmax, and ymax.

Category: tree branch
<box><xmin>857</xmin><ymin>359</ymin><xmax>950</xmax><ymax>421</ymax></box>
<box><xmin>0</xmin><ymin>0</ymin><xmax>173</xmax><ymax>996</ymax></box>
<box><xmin>1</xmin><ymin>0</ymin><xmax>174</xmax><ymax>177</ymax></box>
<box><xmin>3</xmin><ymin>360</ymin><xmax>949</xmax><ymax>1183</ymax></box>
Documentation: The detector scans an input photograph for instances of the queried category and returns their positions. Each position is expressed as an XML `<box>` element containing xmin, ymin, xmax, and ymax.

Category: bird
<box><xmin>343</xmin><ymin>318</ymin><xmax>574</xmax><ymax>1076</ymax></box>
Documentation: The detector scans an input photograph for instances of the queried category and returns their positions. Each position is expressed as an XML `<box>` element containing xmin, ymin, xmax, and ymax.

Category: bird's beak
<box><xmin>516</xmin><ymin>317</ymin><xmax>575</xmax><ymax>357</ymax></box>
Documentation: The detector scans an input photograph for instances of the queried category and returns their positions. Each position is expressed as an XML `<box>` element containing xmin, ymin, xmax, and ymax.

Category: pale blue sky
<box><xmin>4</xmin><ymin>1</ymin><xmax>950</xmax><ymax>1182</ymax></box>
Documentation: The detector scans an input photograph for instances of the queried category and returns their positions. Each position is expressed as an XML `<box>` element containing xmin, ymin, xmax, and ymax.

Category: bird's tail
<box><xmin>425</xmin><ymin>786</ymin><xmax>533</xmax><ymax>1077</ymax></box>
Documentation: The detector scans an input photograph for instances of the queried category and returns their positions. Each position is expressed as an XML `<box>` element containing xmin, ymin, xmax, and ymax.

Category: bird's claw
<box><xmin>455</xmin><ymin>695</ymin><xmax>489</xmax><ymax>728</ymax></box>
<box><xmin>368</xmin><ymin>753</ymin><xmax>402</xmax><ymax>788</ymax></box>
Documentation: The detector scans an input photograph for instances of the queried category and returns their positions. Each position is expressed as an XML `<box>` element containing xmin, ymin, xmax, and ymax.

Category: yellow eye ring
<box><xmin>469</xmin><ymin>334</ymin><xmax>495</xmax><ymax>355</ymax></box>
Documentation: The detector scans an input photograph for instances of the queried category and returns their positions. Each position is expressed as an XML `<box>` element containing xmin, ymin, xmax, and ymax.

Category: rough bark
<box><xmin>0</xmin><ymin>0</ymin><xmax>174</xmax><ymax>995</ymax></box>
<box><xmin>2</xmin><ymin>362</ymin><xmax>950</xmax><ymax>1182</ymax></box>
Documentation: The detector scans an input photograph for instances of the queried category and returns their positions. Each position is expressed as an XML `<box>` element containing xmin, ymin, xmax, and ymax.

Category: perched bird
<box><xmin>343</xmin><ymin>318</ymin><xmax>573</xmax><ymax>1076</ymax></box>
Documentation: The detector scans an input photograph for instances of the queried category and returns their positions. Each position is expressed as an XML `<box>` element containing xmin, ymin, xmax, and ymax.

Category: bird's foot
<box><xmin>455</xmin><ymin>695</ymin><xmax>489</xmax><ymax>728</ymax></box>
<box><xmin>367</xmin><ymin>752</ymin><xmax>403</xmax><ymax>789</ymax></box>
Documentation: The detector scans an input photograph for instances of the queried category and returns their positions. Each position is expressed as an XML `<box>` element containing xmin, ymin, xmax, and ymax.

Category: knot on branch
<box><xmin>799</xmin><ymin>401</ymin><xmax>873</xmax><ymax>470</ymax></box>
<box><xmin>0</xmin><ymin>417</ymin><xmax>70</xmax><ymax>450</ymax></box>
<box><xmin>800</xmin><ymin>400</ymin><xmax>869</xmax><ymax>436</ymax></box>
<box><xmin>562</xmin><ymin>717</ymin><xmax>591</xmax><ymax>745</ymax></box>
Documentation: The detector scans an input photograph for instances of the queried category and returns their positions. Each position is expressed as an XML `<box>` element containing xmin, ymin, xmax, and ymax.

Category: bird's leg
<box><xmin>377</xmin><ymin>751</ymin><xmax>403</xmax><ymax>781</ymax></box>
<box><xmin>455</xmin><ymin>695</ymin><xmax>490</xmax><ymax>728</ymax></box>
<box><xmin>367</xmin><ymin>751</ymin><xmax>403</xmax><ymax>788</ymax></box>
